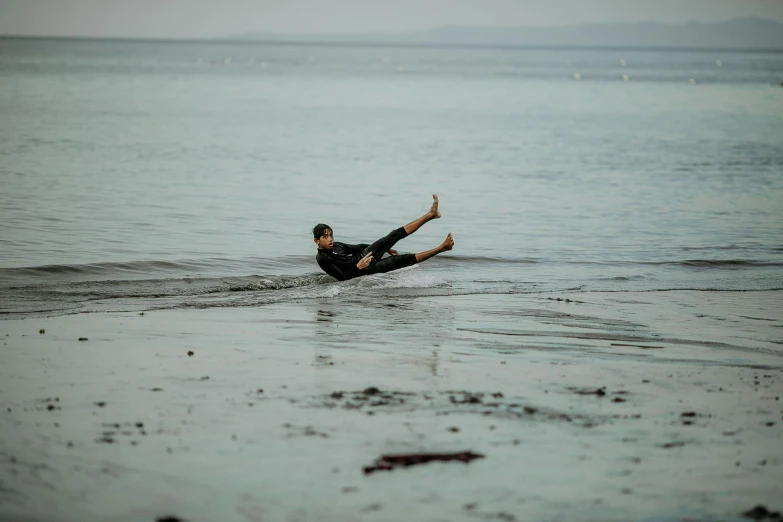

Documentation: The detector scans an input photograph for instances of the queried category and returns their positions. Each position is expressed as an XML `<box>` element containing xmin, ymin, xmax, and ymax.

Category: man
<box><xmin>314</xmin><ymin>194</ymin><xmax>454</xmax><ymax>281</ymax></box>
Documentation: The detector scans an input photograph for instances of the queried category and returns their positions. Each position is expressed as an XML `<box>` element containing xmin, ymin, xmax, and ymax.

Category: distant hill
<box><xmin>228</xmin><ymin>18</ymin><xmax>783</xmax><ymax>50</ymax></box>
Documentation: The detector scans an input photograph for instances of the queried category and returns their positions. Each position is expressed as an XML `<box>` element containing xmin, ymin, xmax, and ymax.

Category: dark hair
<box><xmin>313</xmin><ymin>223</ymin><xmax>332</xmax><ymax>239</ymax></box>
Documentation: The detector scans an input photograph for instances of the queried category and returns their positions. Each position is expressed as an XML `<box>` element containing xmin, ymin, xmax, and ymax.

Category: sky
<box><xmin>0</xmin><ymin>0</ymin><xmax>782</xmax><ymax>39</ymax></box>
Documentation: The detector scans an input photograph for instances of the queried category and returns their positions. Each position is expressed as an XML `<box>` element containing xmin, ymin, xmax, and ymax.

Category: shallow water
<box><xmin>1</xmin><ymin>38</ymin><xmax>782</xmax><ymax>355</ymax></box>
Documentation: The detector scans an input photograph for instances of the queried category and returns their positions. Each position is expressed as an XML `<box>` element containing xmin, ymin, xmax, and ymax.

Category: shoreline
<box><xmin>1</xmin><ymin>292</ymin><xmax>782</xmax><ymax>521</ymax></box>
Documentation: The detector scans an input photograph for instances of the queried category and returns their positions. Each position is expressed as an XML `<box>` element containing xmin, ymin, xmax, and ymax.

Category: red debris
<box><xmin>363</xmin><ymin>451</ymin><xmax>485</xmax><ymax>475</ymax></box>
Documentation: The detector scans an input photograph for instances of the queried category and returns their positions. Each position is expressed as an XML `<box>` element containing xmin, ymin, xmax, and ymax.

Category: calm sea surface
<box><xmin>1</xmin><ymin>38</ymin><xmax>782</xmax><ymax>318</ymax></box>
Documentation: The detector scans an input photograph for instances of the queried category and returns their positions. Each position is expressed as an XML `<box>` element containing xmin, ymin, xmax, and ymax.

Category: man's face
<box><xmin>314</xmin><ymin>228</ymin><xmax>334</xmax><ymax>249</ymax></box>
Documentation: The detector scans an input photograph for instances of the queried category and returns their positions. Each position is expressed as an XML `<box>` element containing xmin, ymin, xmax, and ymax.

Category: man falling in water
<box><xmin>313</xmin><ymin>195</ymin><xmax>454</xmax><ymax>281</ymax></box>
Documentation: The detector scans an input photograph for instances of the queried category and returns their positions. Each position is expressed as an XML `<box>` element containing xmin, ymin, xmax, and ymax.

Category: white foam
<box><xmin>361</xmin><ymin>266</ymin><xmax>440</xmax><ymax>289</ymax></box>
<box><xmin>320</xmin><ymin>286</ymin><xmax>341</xmax><ymax>297</ymax></box>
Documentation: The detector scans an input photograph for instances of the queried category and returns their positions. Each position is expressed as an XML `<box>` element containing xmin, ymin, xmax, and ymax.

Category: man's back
<box><xmin>316</xmin><ymin>242</ymin><xmax>367</xmax><ymax>281</ymax></box>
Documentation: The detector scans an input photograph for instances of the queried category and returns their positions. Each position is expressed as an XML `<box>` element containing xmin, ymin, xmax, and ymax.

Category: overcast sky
<box><xmin>1</xmin><ymin>0</ymin><xmax>782</xmax><ymax>39</ymax></box>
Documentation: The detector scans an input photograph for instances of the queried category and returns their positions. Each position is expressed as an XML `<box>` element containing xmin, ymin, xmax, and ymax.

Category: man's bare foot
<box><xmin>440</xmin><ymin>232</ymin><xmax>454</xmax><ymax>251</ymax></box>
<box><xmin>429</xmin><ymin>194</ymin><xmax>441</xmax><ymax>219</ymax></box>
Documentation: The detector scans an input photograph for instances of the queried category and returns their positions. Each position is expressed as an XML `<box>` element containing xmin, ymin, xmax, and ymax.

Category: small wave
<box><xmin>0</xmin><ymin>273</ymin><xmax>332</xmax><ymax>310</ymax></box>
<box><xmin>439</xmin><ymin>256</ymin><xmax>540</xmax><ymax>265</ymax></box>
<box><xmin>0</xmin><ymin>264</ymin><xmax>452</xmax><ymax>317</ymax></box>
<box><xmin>611</xmin><ymin>259</ymin><xmax>783</xmax><ymax>269</ymax></box>
<box><xmin>0</xmin><ymin>255</ymin><xmax>537</xmax><ymax>286</ymax></box>
<box><xmin>673</xmin><ymin>259</ymin><xmax>783</xmax><ymax>268</ymax></box>
<box><xmin>572</xmin><ymin>259</ymin><xmax>783</xmax><ymax>268</ymax></box>
<box><xmin>0</xmin><ymin>256</ymin><xmax>317</xmax><ymax>281</ymax></box>
<box><xmin>590</xmin><ymin>287</ymin><xmax>783</xmax><ymax>293</ymax></box>
<box><xmin>596</xmin><ymin>275</ymin><xmax>645</xmax><ymax>281</ymax></box>
<box><xmin>0</xmin><ymin>259</ymin><xmax>206</xmax><ymax>277</ymax></box>
<box><xmin>680</xmin><ymin>245</ymin><xmax>751</xmax><ymax>251</ymax></box>
<box><xmin>4</xmin><ymin>256</ymin><xmax>777</xmax><ymax>282</ymax></box>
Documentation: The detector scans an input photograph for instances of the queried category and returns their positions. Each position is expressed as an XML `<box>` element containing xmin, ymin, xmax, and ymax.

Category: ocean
<box><xmin>1</xmin><ymin>38</ymin><xmax>782</xmax><ymax>320</ymax></box>
<box><xmin>1</xmin><ymin>37</ymin><xmax>783</xmax><ymax>522</ymax></box>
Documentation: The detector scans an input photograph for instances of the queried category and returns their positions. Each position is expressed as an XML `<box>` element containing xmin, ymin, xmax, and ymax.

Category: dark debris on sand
<box><xmin>282</xmin><ymin>423</ymin><xmax>330</xmax><ymax>438</ymax></box>
<box><xmin>742</xmin><ymin>505</ymin><xmax>782</xmax><ymax>520</ymax></box>
<box><xmin>95</xmin><ymin>421</ymin><xmax>147</xmax><ymax>445</ymax></box>
<box><xmin>658</xmin><ymin>441</ymin><xmax>688</xmax><ymax>449</ymax></box>
<box><xmin>36</xmin><ymin>398</ymin><xmax>61</xmax><ymax>412</ymax></box>
<box><xmin>324</xmin><ymin>388</ymin><xmax>413</xmax><ymax>409</ymax></box>
<box><xmin>679</xmin><ymin>411</ymin><xmax>711</xmax><ymax>426</ymax></box>
<box><xmin>568</xmin><ymin>387</ymin><xmax>636</xmax><ymax>404</ymax></box>
<box><xmin>449</xmin><ymin>392</ymin><xmax>484</xmax><ymax>404</ymax></box>
<box><xmin>363</xmin><ymin>451</ymin><xmax>485</xmax><ymax>475</ymax></box>
<box><xmin>316</xmin><ymin>388</ymin><xmax>609</xmax><ymax>427</ymax></box>
<box><xmin>569</xmin><ymin>386</ymin><xmax>607</xmax><ymax>397</ymax></box>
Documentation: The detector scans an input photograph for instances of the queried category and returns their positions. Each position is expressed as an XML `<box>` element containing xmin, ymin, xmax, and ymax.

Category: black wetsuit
<box><xmin>316</xmin><ymin>227</ymin><xmax>417</xmax><ymax>281</ymax></box>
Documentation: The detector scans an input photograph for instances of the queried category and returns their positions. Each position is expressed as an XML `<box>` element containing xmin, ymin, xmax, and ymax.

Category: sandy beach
<box><xmin>1</xmin><ymin>291</ymin><xmax>781</xmax><ymax>522</ymax></box>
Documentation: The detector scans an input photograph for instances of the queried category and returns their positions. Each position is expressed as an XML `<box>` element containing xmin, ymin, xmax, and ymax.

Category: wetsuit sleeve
<box><xmin>317</xmin><ymin>256</ymin><xmax>348</xmax><ymax>281</ymax></box>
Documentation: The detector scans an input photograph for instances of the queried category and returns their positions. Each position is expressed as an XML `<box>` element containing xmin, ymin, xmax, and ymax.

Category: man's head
<box><xmin>313</xmin><ymin>223</ymin><xmax>333</xmax><ymax>249</ymax></box>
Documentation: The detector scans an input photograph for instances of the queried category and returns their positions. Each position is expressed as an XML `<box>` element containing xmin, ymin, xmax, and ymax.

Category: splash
<box><xmin>355</xmin><ymin>266</ymin><xmax>440</xmax><ymax>289</ymax></box>
<box><xmin>319</xmin><ymin>286</ymin><xmax>342</xmax><ymax>298</ymax></box>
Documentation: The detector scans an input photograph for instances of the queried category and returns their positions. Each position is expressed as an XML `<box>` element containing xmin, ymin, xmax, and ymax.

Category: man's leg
<box><xmin>366</xmin><ymin>253</ymin><xmax>417</xmax><ymax>275</ymax></box>
<box><xmin>362</xmin><ymin>227</ymin><xmax>408</xmax><ymax>259</ymax></box>
<box><xmin>361</xmin><ymin>195</ymin><xmax>444</xmax><ymax>264</ymax></box>
<box><xmin>403</xmin><ymin>194</ymin><xmax>440</xmax><ymax>236</ymax></box>
<box><xmin>415</xmin><ymin>233</ymin><xmax>454</xmax><ymax>263</ymax></box>
<box><xmin>366</xmin><ymin>233</ymin><xmax>454</xmax><ymax>276</ymax></box>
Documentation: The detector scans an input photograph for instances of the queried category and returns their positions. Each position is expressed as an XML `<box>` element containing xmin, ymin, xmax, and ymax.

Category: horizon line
<box><xmin>1</xmin><ymin>34</ymin><xmax>782</xmax><ymax>54</ymax></box>
<box><xmin>0</xmin><ymin>15</ymin><xmax>781</xmax><ymax>43</ymax></box>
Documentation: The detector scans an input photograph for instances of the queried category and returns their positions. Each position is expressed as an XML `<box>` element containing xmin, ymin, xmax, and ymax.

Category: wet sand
<box><xmin>1</xmin><ymin>292</ymin><xmax>782</xmax><ymax>521</ymax></box>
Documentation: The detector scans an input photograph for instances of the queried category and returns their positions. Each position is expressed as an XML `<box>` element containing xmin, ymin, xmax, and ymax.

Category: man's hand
<box><xmin>357</xmin><ymin>253</ymin><xmax>373</xmax><ymax>270</ymax></box>
<box><xmin>388</xmin><ymin>249</ymin><xmax>399</xmax><ymax>256</ymax></box>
